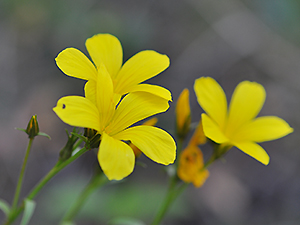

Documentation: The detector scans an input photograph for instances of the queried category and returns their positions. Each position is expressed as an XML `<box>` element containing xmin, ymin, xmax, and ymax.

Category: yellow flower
<box><xmin>55</xmin><ymin>33</ymin><xmax>171</xmax><ymax>101</ymax></box>
<box><xmin>53</xmin><ymin>65</ymin><xmax>176</xmax><ymax>180</ymax></box>
<box><xmin>194</xmin><ymin>77</ymin><xmax>293</xmax><ymax>165</ymax></box>
<box><xmin>177</xmin><ymin>144</ymin><xmax>209</xmax><ymax>188</ymax></box>
<box><xmin>176</xmin><ymin>88</ymin><xmax>191</xmax><ymax>138</ymax></box>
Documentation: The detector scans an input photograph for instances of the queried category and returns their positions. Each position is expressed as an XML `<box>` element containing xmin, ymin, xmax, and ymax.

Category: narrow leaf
<box><xmin>20</xmin><ymin>199</ymin><xmax>36</xmax><ymax>225</ymax></box>
<box><xmin>108</xmin><ymin>217</ymin><xmax>146</xmax><ymax>225</ymax></box>
<box><xmin>37</xmin><ymin>132</ymin><xmax>51</xmax><ymax>139</ymax></box>
<box><xmin>71</xmin><ymin>132</ymin><xmax>88</xmax><ymax>142</ymax></box>
<box><xmin>0</xmin><ymin>199</ymin><xmax>10</xmax><ymax>216</ymax></box>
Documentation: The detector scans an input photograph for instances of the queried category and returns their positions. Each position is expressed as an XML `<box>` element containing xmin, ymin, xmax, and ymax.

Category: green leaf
<box><xmin>71</xmin><ymin>132</ymin><xmax>88</xmax><ymax>143</ymax></box>
<box><xmin>15</xmin><ymin>128</ymin><xmax>51</xmax><ymax>139</ymax></box>
<box><xmin>108</xmin><ymin>217</ymin><xmax>146</xmax><ymax>225</ymax></box>
<box><xmin>15</xmin><ymin>128</ymin><xmax>27</xmax><ymax>133</ymax></box>
<box><xmin>0</xmin><ymin>199</ymin><xmax>10</xmax><ymax>216</ymax></box>
<box><xmin>61</xmin><ymin>222</ymin><xmax>76</xmax><ymax>225</ymax></box>
<box><xmin>37</xmin><ymin>132</ymin><xmax>51</xmax><ymax>139</ymax></box>
<box><xmin>20</xmin><ymin>199</ymin><xmax>36</xmax><ymax>225</ymax></box>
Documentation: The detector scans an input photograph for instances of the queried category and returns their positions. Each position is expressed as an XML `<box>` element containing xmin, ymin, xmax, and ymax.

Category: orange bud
<box><xmin>189</xmin><ymin>120</ymin><xmax>206</xmax><ymax>146</ymax></box>
<box><xmin>177</xmin><ymin>144</ymin><xmax>209</xmax><ymax>188</ymax></box>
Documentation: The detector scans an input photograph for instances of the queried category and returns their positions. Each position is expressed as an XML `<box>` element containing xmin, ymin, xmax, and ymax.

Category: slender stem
<box><xmin>72</xmin><ymin>139</ymin><xmax>83</xmax><ymax>151</ymax></box>
<box><xmin>4</xmin><ymin>147</ymin><xmax>89</xmax><ymax>225</ymax></box>
<box><xmin>151</xmin><ymin>181</ymin><xmax>188</xmax><ymax>225</ymax></box>
<box><xmin>204</xmin><ymin>144</ymin><xmax>232</xmax><ymax>169</ymax></box>
<box><xmin>151</xmin><ymin>138</ymin><xmax>186</xmax><ymax>225</ymax></box>
<box><xmin>61</xmin><ymin>173</ymin><xmax>108</xmax><ymax>223</ymax></box>
<box><xmin>11</xmin><ymin>138</ymin><xmax>34</xmax><ymax>211</ymax></box>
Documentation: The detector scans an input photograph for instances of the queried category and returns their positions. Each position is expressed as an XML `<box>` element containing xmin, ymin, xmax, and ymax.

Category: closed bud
<box><xmin>176</xmin><ymin>89</ymin><xmax>191</xmax><ymax>139</ymax></box>
<box><xmin>177</xmin><ymin>144</ymin><xmax>209</xmax><ymax>188</ymax></box>
<box><xmin>26</xmin><ymin>115</ymin><xmax>39</xmax><ymax>139</ymax></box>
<box><xmin>189</xmin><ymin>120</ymin><xmax>206</xmax><ymax>146</ymax></box>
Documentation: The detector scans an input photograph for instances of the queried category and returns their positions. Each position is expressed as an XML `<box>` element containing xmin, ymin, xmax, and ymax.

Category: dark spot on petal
<box><xmin>62</xmin><ymin>104</ymin><xmax>66</xmax><ymax>109</ymax></box>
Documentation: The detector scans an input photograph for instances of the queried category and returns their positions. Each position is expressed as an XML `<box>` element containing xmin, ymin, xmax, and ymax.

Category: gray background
<box><xmin>0</xmin><ymin>0</ymin><xmax>299</xmax><ymax>224</ymax></box>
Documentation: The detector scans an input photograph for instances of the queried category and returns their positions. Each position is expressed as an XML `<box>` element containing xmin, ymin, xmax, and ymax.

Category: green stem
<box><xmin>5</xmin><ymin>147</ymin><xmax>89</xmax><ymax>225</ymax></box>
<box><xmin>72</xmin><ymin>139</ymin><xmax>83</xmax><ymax>151</ymax></box>
<box><xmin>204</xmin><ymin>144</ymin><xmax>232</xmax><ymax>169</ymax></box>
<box><xmin>151</xmin><ymin>181</ymin><xmax>188</xmax><ymax>225</ymax></box>
<box><xmin>151</xmin><ymin>138</ymin><xmax>186</xmax><ymax>225</ymax></box>
<box><xmin>61</xmin><ymin>173</ymin><xmax>108</xmax><ymax>223</ymax></box>
<box><xmin>11</xmin><ymin>138</ymin><xmax>34</xmax><ymax>211</ymax></box>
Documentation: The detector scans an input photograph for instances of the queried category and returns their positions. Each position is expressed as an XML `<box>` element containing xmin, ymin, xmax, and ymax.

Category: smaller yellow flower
<box><xmin>177</xmin><ymin>144</ymin><xmax>209</xmax><ymax>188</ymax></box>
<box><xmin>194</xmin><ymin>77</ymin><xmax>293</xmax><ymax>165</ymax></box>
<box><xmin>176</xmin><ymin>88</ymin><xmax>191</xmax><ymax>138</ymax></box>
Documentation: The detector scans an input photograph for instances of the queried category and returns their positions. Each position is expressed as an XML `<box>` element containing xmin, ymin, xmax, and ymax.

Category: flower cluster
<box><xmin>53</xmin><ymin>33</ymin><xmax>293</xmax><ymax>186</ymax></box>
<box><xmin>53</xmin><ymin>34</ymin><xmax>176</xmax><ymax>180</ymax></box>
<box><xmin>176</xmin><ymin>77</ymin><xmax>293</xmax><ymax>188</ymax></box>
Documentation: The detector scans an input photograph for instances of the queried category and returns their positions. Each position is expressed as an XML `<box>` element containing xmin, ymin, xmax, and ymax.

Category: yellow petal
<box><xmin>202</xmin><ymin>113</ymin><xmax>229</xmax><ymax>143</ymax></box>
<box><xmin>55</xmin><ymin>48</ymin><xmax>97</xmax><ymax>81</ymax></box>
<box><xmin>128</xmin><ymin>118</ymin><xmax>158</xmax><ymax>158</ymax></box>
<box><xmin>127</xmin><ymin>84</ymin><xmax>172</xmax><ymax>101</ymax></box>
<box><xmin>232</xmin><ymin>116</ymin><xmax>293</xmax><ymax>142</ymax></box>
<box><xmin>106</xmin><ymin>92</ymin><xmax>170</xmax><ymax>135</ymax></box>
<box><xmin>96</xmin><ymin>64</ymin><xmax>115</xmax><ymax>128</ymax></box>
<box><xmin>176</xmin><ymin>88</ymin><xmax>191</xmax><ymax>137</ymax></box>
<box><xmin>114</xmin><ymin>50</ymin><xmax>170</xmax><ymax>95</ymax></box>
<box><xmin>98</xmin><ymin>132</ymin><xmax>135</xmax><ymax>180</ymax></box>
<box><xmin>85</xmin><ymin>34</ymin><xmax>123</xmax><ymax>78</ymax></box>
<box><xmin>84</xmin><ymin>80</ymin><xmax>97</xmax><ymax>105</ymax></box>
<box><xmin>233</xmin><ymin>141</ymin><xmax>270</xmax><ymax>165</ymax></box>
<box><xmin>142</xmin><ymin>117</ymin><xmax>158</xmax><ymax>126</ymax></box>
<box><xmin>226</xmin><ymin>81</ymin><xmax>266</xmax><ymax>137</ymax></box>
<box><xmin>113</xmin><ymin>126</ymin><xmax>176</xmax><ymax>165</ymax></box>
<box><xmin>194</xmin><ymin>77</ymin><xmax>227</xmax><ymax>130</ymax></box>
<box><xmin>53</xmin><ymin>96</ymin><xmax>100</xmax><ymax>131</ymax></box>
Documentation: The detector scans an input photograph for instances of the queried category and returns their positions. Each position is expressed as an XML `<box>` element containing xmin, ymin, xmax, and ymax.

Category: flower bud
<box><xmin>176</xmin><ymin>89</ymin><xmax>191</xmax><ymax>139</ymax></box>
<box><xmin>189</xmin><ymin>120</ymin><xmax>206</xmax><ymax>146</ymax></box>
<box><xmin>25</xmin><ymin>115</ymin><xmax>39</xmax><ymax>139</ymax></box>
<box><xmin>177</xmin><ymin>144</ymin><xmax>209</xmax><ymax>188</ymax></box>
<box><xmin>59</xmin><ymin>129</ymin><xmax>79</xmax><ymax>162</ymax></box>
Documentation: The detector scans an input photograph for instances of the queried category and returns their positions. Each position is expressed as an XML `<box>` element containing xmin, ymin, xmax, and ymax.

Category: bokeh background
<box><xmin>0</xmin><ymin>0</ymin><xmax>299</xmax><ymax>224</ymax></box>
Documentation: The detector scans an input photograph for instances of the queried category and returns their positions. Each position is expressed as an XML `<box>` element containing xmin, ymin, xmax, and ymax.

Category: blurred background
<box><xmin>0</xmin><ymin>0</ymin><xmax>299</xmax><ymax>224</ymax></box>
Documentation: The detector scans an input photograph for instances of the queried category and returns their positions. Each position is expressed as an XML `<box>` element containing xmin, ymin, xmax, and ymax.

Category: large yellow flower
<box><xmin>55</xmin><ymin>33</ymin><xmax>171</xmax><ymax>101</ymax></box>
<box><xmin>194</xmin><ymin>77</ymin><xmax>293</xmax><ymax>165</ymax></box>
<box><xmin>53</xmin><ymin>64</ymin><xmax>176</xmax><ymax>180</ymax></box>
